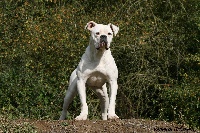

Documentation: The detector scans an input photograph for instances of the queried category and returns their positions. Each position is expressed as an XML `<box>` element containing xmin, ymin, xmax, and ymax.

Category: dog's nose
<box><xmin>100</xmin><ymin>35</ymin><xmax>107</xmax><ymax>39</ymax></box>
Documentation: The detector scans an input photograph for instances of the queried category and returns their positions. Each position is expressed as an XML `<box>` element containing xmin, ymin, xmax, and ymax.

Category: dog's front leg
<box><xmin>108</xmin><ymin>80</ymin><xmax>119</xmax><ymax>119</ymax></box>
<box><xmin>75</xmin><ymin>79</ymin><xmax>88</xmax><ymax>120</ymax></box>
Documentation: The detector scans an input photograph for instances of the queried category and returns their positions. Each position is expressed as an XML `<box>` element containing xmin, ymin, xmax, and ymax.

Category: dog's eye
<box><xmin>96</xmin><ymin>32</ymin><xmax>100</xmax><ymax>35</ymax></box>
<box><xmin>108</xmin><ymin>32</ymin><xmax>112</xmax><ymax>35</ymax></box>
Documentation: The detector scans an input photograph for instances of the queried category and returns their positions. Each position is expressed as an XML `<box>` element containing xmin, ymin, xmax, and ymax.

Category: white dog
<box><xmin>59</xmin><ymin>21</ymin><xmax>119</xmax><ymax>120</ymax></box>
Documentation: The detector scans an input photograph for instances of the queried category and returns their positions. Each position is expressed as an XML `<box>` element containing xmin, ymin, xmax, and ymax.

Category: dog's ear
<box><xmin>85</xmin><ymin>21</ymin><xmax>97</xmax><ymax>31</ymax></box>
<box><xmin>108</xmin><ymin>23</ymin><xmax>119</xmax><ymax>36</ymax></box>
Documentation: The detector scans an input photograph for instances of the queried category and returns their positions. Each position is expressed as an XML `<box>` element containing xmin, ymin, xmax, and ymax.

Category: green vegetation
<box><xmin>0</xmin><ymin>115</ymin><xmax>36</xmax><ymax>132</ymax></box>
<box><xmin>0</xmin><ymin>0</ymin><xmax>199</xmax><ymax>129</ymax></box>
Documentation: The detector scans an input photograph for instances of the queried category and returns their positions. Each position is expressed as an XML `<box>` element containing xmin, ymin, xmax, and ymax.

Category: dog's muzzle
<box><xmin>96</xmin><ymin>35</ymin><xmax>109</xmax><ymax>50</ymax></box>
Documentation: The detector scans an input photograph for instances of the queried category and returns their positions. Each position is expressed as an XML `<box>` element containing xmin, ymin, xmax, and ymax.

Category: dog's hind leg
<box><xmin>93</xmin><ymin>84</ymin><xmax>109</xmax><ymax>120</ymax></box>
<box><xmin>59</xmin><ymin>78</ymin><xmax>77</xmax><ymax>120</ymax></box>
<box><xmin>59</xmin><ymin>70</ymin><xmax>78</xmax><ymax>120</ymax></box>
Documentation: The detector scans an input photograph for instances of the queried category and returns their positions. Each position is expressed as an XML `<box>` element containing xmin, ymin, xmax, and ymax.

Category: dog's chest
<box><xmin>89</xmin><ymin>60</ymin><xmax>108</xmax><ymax>71</ymax></box>
<box><xmin>81</xmin><ymin>59</ymin><xmax>110</xmax><ymax>87</ymax></box>
<box><xmin>81</xmin><ymin>55</ymin><xmax>110</xmax><ymax>73</ymax></box>
<box><xmin>77</xmin><ymin>52</ymin><xmax>117</xmax><ymax>87</ymax></box>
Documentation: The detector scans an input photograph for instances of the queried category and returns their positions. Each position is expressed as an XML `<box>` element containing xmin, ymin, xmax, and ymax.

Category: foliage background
<box><xmin>0</xmin><ymin>0</ymin><xmax>199</xmax><ymax>129</ymax></box>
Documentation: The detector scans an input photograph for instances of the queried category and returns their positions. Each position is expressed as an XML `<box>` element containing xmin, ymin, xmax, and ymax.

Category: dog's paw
<box><xmin>102</xmin><ymin>116</ymin><xmax>108</xmax><ymax>120</ymax></box>
<box><xmin>108</xmin><ymin>114</ymin><xmax>119</xmax><ymax>120</ymax></box>
<box><xmin>75</xmin><ymin>114</ymin><xmax>88</xmax><ymax>120</ymax></box>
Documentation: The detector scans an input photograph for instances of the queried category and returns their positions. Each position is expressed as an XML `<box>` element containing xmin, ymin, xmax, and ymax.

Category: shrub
<box><xmin>158</xmin><ymin>84</ymin><xmax>200</xmax><ymax>128</ymax></box>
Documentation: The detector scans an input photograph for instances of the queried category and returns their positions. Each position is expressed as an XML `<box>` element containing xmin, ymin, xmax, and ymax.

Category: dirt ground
<box><xmin>14</xmin><ymin>118</ymin><xmax>198</xmax><ymax>133</ymax></box>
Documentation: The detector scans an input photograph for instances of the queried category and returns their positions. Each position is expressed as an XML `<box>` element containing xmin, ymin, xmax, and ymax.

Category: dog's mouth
<box><xmin>96</xmin><ymin>41</ymin><xmax>109</xmax><ymax>50</ymax></box>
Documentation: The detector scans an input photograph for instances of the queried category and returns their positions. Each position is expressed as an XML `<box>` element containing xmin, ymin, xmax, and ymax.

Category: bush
<box><xmin>159</xmin><ymin>84</ymin><xmax>200</xmax><ymax>128</ymax></box>
<box><xmin>0</xmin><ymin>0</ymin><xmax>199</xmax><ymax>129</ymax></box>
<box><xmin>0</xmin><ymin>115</ymin><xmax>36</xmax><ymax>132</ymax></box>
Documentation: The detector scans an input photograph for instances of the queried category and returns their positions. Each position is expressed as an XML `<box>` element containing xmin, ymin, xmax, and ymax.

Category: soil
<box><xmin>16</xmin><ymin>118</ymin><xmax>198</xmax><ymax>133</ymax></box>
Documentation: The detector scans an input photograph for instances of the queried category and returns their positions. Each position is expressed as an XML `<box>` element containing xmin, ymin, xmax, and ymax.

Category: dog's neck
<box><xmin>88</xmin><ymin>39</ymin><xmax>108</xmax><ymax>62</ymax></box>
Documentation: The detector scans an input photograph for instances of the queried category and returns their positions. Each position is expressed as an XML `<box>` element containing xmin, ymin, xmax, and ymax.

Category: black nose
<box><xmin>100</xmin><ymin>35</ymin><xmax>107</xmax><ymax>39</ymax></box>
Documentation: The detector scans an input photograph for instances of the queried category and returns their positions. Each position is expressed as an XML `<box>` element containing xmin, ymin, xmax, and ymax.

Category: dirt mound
<box><xmin>25</xmin><ymin>119</ymin><xmax>197</xmax><ymax>133</ymax></box>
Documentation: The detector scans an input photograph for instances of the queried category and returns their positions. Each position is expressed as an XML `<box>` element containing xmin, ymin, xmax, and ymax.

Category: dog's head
<box><xmin>85</xmin><ymin>21</ymin><xmax>119</xmax><ymax>50</ymax></box>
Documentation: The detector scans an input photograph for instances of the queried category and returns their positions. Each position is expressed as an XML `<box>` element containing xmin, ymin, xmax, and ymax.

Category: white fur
<box><xmin>59</xmin><ymin>21</ymin><xmax>119</xmax><ymax>120</ymax></box>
